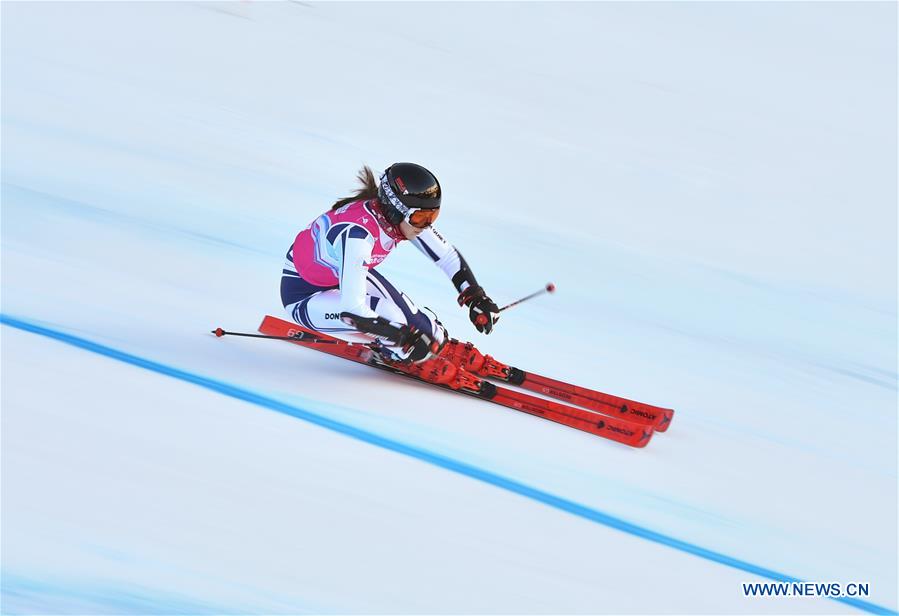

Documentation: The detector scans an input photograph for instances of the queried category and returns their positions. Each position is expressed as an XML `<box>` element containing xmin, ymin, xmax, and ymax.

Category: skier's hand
<box><xmin>457</xmin><ymin>285</ymin><xmax>500</xmax><ymax>334</ymax></box>
<box><xmin>342</xmin><ymin>312</ymin><xmax>445</xmax><ymax>363</ymax></box>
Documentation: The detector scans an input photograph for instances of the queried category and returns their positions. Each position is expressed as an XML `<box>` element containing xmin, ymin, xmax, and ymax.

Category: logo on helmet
<box><xmin>394</xmin><ymin>177</ymin><xmax>408</xmax><ymax>194</ymax></box>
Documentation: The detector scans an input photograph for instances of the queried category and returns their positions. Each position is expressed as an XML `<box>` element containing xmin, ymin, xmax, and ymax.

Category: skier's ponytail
<box><xmin>331</xmin><ymin>166</ymin><xmax>379</xmax><ymax>210</ymax></box>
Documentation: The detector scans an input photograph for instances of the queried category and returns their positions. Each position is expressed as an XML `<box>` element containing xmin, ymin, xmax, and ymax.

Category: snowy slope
<box><xmin>2</xmin><ymin>2</ymin><xmax>896</xmax><ymax>614</ymax></box>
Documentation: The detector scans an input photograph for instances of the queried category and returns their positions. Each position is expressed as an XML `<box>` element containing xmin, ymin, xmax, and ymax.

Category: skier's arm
<box><xmin>412</xmin><ymin>226</ymin><xmax>479</xmax><ymax>293</ymax></box>
<box><xmin>413</xmin><ymin>226</ymin><xmax>500</xmax><ymax>334</ymax></box>
<box><xmin>336</xmin><ymin>226</ymin><xmax>379</xmax><ymax>320</ymax></box>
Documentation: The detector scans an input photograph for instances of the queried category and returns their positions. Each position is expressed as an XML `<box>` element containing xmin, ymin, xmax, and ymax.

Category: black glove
<box><xmin>340</xmin><ymin>312</ymin><xmax>443</xmax><ymax>363</ymax></box>
<box><xmin>457</xmin><ymin>285</ymin><xmax>500</xmax><ymax>334</ymax></box>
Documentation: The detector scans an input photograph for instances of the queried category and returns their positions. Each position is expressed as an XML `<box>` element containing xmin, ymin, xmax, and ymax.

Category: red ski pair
<box><xmin>255</xmin><ymin>316</ymin><xmax>675</xmax><ymax>448</ymax></box>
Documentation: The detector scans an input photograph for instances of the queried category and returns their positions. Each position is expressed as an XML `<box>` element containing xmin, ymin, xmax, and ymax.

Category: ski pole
<box><xmin>475</xmin><ymin>282</ymin><xmax>556</xmax><ymax>326</ymax></box>
<box><xmin>498</xmin><ymin>282</ymin><xmax>556</xmax><ymax>313</ymax></box>
<box><xmin>211</xmin><ymin>327</ymin><xmax>341</xmax><ymax>344</ymax></box>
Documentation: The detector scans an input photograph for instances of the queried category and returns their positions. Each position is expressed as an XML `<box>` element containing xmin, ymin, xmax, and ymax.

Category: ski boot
<box><xmin>371</xmin><ymin>341</ymin><xmax>484</xmax><ymax>393</ymax></box>
<box><xmin>389</xmin><ymin>351</ymin><xmax>486</xmax><ymax>393</ymax></box>
<box><xmin>437</xmin><ymin>339</ymin><xmax>525</xmax><ymax>384</ymax></box>
<box><xmin>343</xmin><ymin>311</ymin><xmax>489</xmax><ymax>394</ymax></box>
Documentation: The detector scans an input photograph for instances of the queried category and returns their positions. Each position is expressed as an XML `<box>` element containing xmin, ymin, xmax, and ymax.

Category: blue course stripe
<box><xmin>1</xmin><ymin>313</ymin><xmax>894</xmax><ymax>616</ymax></box>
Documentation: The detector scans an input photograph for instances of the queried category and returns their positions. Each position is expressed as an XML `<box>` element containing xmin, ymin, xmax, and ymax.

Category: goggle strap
<box><xmin>379</xmin><ymin>173</ymin><xmax>410</xmax><ymax>217</ymax></box>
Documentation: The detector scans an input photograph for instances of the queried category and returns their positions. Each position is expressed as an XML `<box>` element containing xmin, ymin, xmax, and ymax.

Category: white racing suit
<box><xmin>281</xmin><ymin>199</ymin><xmax>479</xmax><ymax>359</ymax></box>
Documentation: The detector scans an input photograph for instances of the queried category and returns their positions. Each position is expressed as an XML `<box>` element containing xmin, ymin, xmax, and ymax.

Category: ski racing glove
<box><xmin>340</xmin><ymin>312</ymin><xmax>444</xmax><ymax>363</ymax></box>
<box><xmin>457</xmin><ymin>285</ymin><xmax>500</xmax><ymax>334</ymax></box>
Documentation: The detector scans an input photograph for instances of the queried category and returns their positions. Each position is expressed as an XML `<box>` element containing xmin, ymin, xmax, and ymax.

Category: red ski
<box><xmin>520</xmin><ymin>372</ymin><xmax>674</xmax><ymax>432</ymax></box>
<box><xmin>255</xmin><ymin>316</ymin><xmax>653</xmax><ymax>448</ymax></box>
<box><xmin>438</xmin><ymin>340</ymin><xmax>675</xmax><ymax>432</ymax></box>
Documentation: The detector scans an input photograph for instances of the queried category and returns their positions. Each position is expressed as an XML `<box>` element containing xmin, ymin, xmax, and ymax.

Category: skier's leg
<box><xmin>285</xmin><ymin>270</ymin><xmax>446</xmax><ymax>351</ymax></box>
<box><xmin>281</xmin><ymin>271</ymin><xmax>366</xmax><ymax>342</ymax></box>
<box><xmin>364</xmin><ymin>269</ymin><xmax>447</xmax><ymax>345</ymax></box>
<box><xmin>285</xmin><ymin>272</ymin><xmax>467</xmax><ymax>385</ymax></box>
<box><xmin>284</xmin><ymin>288</ymin><xmax>372</xmax><ymax>344</ymax></box>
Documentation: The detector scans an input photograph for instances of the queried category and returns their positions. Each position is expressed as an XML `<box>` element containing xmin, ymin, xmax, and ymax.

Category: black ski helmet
<box><xmin>378</xmin><ymin>162</ymin><xmax>441</xmax><ymax>226</ymax></box>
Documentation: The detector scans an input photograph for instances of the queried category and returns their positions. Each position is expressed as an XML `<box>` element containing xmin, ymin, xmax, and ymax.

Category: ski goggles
<box><xmin>379</xmin><ymin>173</ymin><xmax>440</xmax><ymax>228</ymax></box>
<box><xmin>406</xmin><ymin>207</ymin><xmax>440</xmax><ymax>228</ymax></box>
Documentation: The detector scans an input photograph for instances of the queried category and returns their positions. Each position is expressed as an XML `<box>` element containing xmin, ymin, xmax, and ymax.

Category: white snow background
<box><xmin>1</xmin><ymin>2</ymin><xmax>896</xmax><ymax>614</ymax></box>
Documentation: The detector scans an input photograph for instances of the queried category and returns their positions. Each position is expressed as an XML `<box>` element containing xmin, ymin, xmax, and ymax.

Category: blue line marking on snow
<box><xmin>1</xmin><ymin>314</ymin><xmax>895</xmax><ymax>616</ymax></box>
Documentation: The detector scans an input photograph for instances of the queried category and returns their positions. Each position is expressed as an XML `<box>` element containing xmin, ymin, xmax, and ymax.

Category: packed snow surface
<box><xmin>2</xmin><ymin>2</ymin><xmax>896</xmax><ymax>614</ymax></box>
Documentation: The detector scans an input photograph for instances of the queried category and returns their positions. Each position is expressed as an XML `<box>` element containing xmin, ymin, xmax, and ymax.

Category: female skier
<box><xmin>281</xmin><ymin>162</ymin><xmax>500</xmax><ymax>368</ymax></box>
